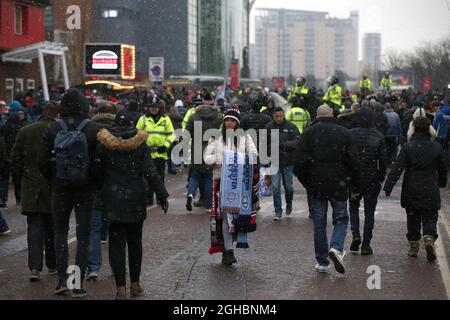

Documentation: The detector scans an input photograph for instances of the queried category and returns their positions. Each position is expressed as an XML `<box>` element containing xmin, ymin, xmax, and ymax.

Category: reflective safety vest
<box><xmin>359</xmin><ymin>79</ymin><xmax>372</xmax><ymax>91</ymax></box>
<box><xmin>323</xmin><ymin>84</ymin><xmax>342</xmax><ymax>109</ymax></box>
<box><xmin>260</xmin><ymin>106</ymin><xmax>268</xmax><ymax>113</ymax></box>
<box><xmin>182</xmin><ymin>108</ymin><xmax>196</xmax><ymax>130</ymax></box>
<box><xmin>286</xmin><ymin>107</ymin><xmax>311</xmax><ymax>134</ymax></box>
<box><xmin>380</xmin><ymin>78</ymin><xmax>393</xmax><ymax>90</ymax></box>
<box><xmin>288</xmin><ymin>85</ymin><xmax>309</xmax><ymax>102</ymax></box>
<box><xmin>136</xmin><ymin>115</ymin><xmax>175</xmax><ymax>160</ymax></box>
<box><xmin>352</xmin><ymin>94</ymin><xmax>358</xmax><ymax>103</ymax></box>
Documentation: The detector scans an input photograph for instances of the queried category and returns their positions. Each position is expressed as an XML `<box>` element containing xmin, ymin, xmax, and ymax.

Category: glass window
<box><xmin>5</xmin><ymin>79</ymin><xmax>14</xmax><ymax>103</ymax></box>
<box><xmin>14</xmin><ymin>6</ymin><xmax>23</xmax><ymax>35</ymax></box>
<box><xmin>15</xmin><ymin>78</ymin><xmax>24</xmax><ymax>94</ymax></box>
<box><xmin>102</xmin><ymin>9</ymin><xmax>119</xmax><ymax>18</ymax></box>
<box><xmin>27</xmin><ymin>79</ymin><xmax>35</xmax><ymax>90</ymax></box>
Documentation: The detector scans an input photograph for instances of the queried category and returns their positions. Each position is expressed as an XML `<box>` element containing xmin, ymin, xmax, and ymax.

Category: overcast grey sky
<box><xmin>250</xmin><ymin>0</ymin><xmax>450</xmax><ymax>58</ymax></box>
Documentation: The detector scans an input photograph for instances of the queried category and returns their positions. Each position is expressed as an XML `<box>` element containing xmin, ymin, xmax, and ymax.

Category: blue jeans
<box><xmin>187</xmin><ymin>169</ymin><xmax>213</xmax><ymax>209</ymax></box>
<box><xmin>88</xmin><ymin>209</ymin><xmax>105</xmax><ymax>273</ymax></box>
<box><xmin>349</xmin><ymin>183</ymin><xmax>381</xmax><ymax>246</ymax></box>
<box><xmin>310</xmin><ymin>195</ymin><xmax>349</xmax><ymax>266</ymax></box>
<box><xmin>271</xmin><ymin>166</ymin><xmax>294</xmax><ymax>216</ymax></box>
<box><xmin>0</xmin><ymin>210</ymin><xmax>9</xmax><ymax>232</ymax></box>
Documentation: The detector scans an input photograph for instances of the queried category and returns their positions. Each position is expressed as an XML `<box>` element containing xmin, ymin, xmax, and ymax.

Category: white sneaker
<box><xmin>329</xmin><ymin>248</ymin><xmax>346</xmax><ymax>274</ymax></box>
<box><xmin>315</xmin><ymin>264</ymin><xmax>331</xmax><ymax>273</ymax></box>
<box><xmin>273</xmin><ymin>215</ymin><xmax>282</xmax><ymax>221</ymax></box>
<box><xmin>0</xmin><ymin>229</ymin><xmax>11</xmax><ymax>236</ymax></box>
<box><xmin>85</xmin><ymin>271</ymin><xmax>98</xmax><ymax>281</ymax></box>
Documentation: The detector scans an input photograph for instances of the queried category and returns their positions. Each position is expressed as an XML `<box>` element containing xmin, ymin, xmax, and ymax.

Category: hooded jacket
<box><xmin>93</xmin><ymin>126</ymin><xmax>169</xmax><ymax>223</ymax></box>
<box><xmin>384</xmin><ymin>133</ymin><xmax>447</xmax><ymax>211</ymax></box>
<box><xmin>91</xmin><ymin>112</ymin><xmax>117</xmax><ymax>210</ymax></box>
<box><xmin>186</xmin><ymin>105</ymin><xmax>223</xmax><ymax>173</ymax></box>
<box><xmin>432</xmin><ymin>105</ymin><xmax>450</xmax><ymax>140</ymax></box>
<box><xmin>294</xmin><ymin>117</ymin><xmax>361</xmax><ymax>200</ymax></box>
<box><xmin>39</xmin><ymin>89</ymin><xmax>102</xmax><ymax>190</ymax></box>
<box><xmin>349</xmin><ymin>108</ymin><xmax>387</xmax><ymax>190</ymax></box>
<box><xmin>407</xmin><ymin>108</ymin><xmax>437</xmax><ymax>142</ymax></box>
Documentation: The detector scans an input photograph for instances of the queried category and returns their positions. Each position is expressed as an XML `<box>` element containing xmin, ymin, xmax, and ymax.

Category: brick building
<box><xmin>0</xmin><ymin>0</ymin><xmax>50</xmax><ymax>102</ymax></box>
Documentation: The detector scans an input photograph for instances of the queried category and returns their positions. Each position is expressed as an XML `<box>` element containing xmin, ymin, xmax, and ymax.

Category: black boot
<box><xmin>286</xmin><ymin>201</ymin><xmax>293</xmax><ymax>216</ymax></box>
<box><xmin>221</xmin><ymin>250</ymin><xmax>237</xmax><ymax>266</ymax></box>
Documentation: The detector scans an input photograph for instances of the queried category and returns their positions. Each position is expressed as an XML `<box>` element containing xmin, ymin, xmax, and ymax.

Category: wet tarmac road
<box><xmin>0</xmin><ymin>169</ymin><xmax>449</xmax><ymax>300</ymax></box>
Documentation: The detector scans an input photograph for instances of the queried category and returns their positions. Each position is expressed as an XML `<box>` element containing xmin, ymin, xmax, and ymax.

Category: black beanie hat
<box><xmin>115</xmin><ymin>110</ymin><xmax>135</xmax><ymax>127</ymax></box>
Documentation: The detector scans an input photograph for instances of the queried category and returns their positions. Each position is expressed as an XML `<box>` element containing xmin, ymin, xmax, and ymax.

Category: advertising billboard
<box><xmin>85</xmin><ymin>44</ymin><xmax>135</xmax><ymax>80</ymax></box>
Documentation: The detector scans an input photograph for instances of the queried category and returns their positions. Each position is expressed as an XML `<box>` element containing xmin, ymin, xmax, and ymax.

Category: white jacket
<box><xmin>407</xmin><ymin>108</ymin><xmax>437</xmax><ymax>142</ymax></box>
<box><xmin>204</xmin><ymin>133</ymin><xmax>258</xmax><ymax>180</ymax></box>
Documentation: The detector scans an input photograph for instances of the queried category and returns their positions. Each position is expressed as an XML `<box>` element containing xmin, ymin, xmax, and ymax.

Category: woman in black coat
<box><xmin>384</xmin><ymin>117</ymin><xmax>447</xmax><ymax>262</ymax></box>
<box><xmin>93</xmin><ymin>111</ymin><xmax>169</xmax><ymax>299</ymax></box>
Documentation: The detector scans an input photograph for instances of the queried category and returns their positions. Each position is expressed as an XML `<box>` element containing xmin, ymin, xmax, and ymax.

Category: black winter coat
<box><xmin>294</xmin><ymin>118</ymin><xmax>361</xmax><ymax>200</ymax></box>
<box><xmin>91</xmin><ymin>113</ymin><xmax>117</xmax><ymax>210</ymax></box>
<box><xmin>39</xmin><ymin>115</ymin><xmax>102</xmax><ymax>191</ymax></box>
<box><xmin>350</xmin><ymin>127</ymin><xmax>387</xmax><ymax>190</ymax></box>
<box><xmin>93</xmin><ymin>127</ymin><xmax>169</xmax><ymax>223</ymax></box>
<box><xmin>241</xmin><ymin>112</ymin><xmax>272</xmax><ymax>152</ymax></box>
<box><xmin>0</xmin><ymin>115</ymin><xmax>30</xmax><ymax>157</ymax></box>
<box><xmin>374</xmin><ymin>105</ymin><xmax>388</xmax><ymax>136</ymax></box>
<box><xmin>338</xmin><ymin>112</ymin><xmax>359</xmax><ymax>130</ymax></box>
<box><xmin>384</xmin><ymin>133</ymin><xmax>448</xmax><ymax>211</ymax></box>
<box><xmin>265</xmin><ymin>120</ymin><xmax>301</xmax><ymax>167</ymax></box>
<box><xmin>186</xmin><ymin>105</ymin><xmax>223</xmax><ymax>173</ymax></box>
<box><xmin>0</xmin><ymin>136</ymin><xmax>8</xmax><ymax>178</ymax></box>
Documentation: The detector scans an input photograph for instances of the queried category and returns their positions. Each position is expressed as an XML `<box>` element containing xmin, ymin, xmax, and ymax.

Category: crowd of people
<box><xmin>0</xmin><ymin>74</ymin><xmax>449</xmax><ymax>299</ymax></box>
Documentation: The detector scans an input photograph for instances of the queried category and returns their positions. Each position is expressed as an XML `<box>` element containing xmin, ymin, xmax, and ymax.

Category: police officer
<box><xmin>136</xmin><ymin>95</ymin><xmax>175</xmax><ymax>205</ymax></box>
<box><xmin>288</xmin><ymin>77</ymin><xmax>310</xmax><ymax>104</ymax></box>
<box><xmin>182</xmin><ymin>93</ymin><xmax>203</xmax><ymax>130</ymax></box>
<box><xmin>359</xmin><ymin>75</ymin><xmax>372</xmax><ymax>96</ymax></box>
<box><xmin>260</xmin><ymin>96</ymin><xmax>276</xmax><ymax>119</ymax></box>
<box><xmin>323</xmin><ymin>76</ymin><xmax>345</xmax><ymax>116</ymax></box>
<box><xmin>286</xmin><ymin>96</ymin><xmax>311</xmax><ymax>134</ymax></box>
<box><xmin>380</xmin><ymin>72</ymin><xmax>393</xmax><ymax>91</ymax></box>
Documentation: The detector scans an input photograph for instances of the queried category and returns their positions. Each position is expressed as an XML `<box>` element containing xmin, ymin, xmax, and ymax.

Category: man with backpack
<box><xmin>39</xmin><ymin>88</ymin><xmax>102</xmax><ymax>298</ymax></box>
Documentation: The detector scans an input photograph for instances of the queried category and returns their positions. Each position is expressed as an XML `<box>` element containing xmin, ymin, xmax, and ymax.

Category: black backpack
<box><xmin>54</xmin><ymin>119</ymin><xmax>91</xmax><ymax>187</ymax></box>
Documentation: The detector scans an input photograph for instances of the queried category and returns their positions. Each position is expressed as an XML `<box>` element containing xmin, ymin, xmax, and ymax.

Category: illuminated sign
<box><xmin>92</xmin><ymin>51</ymin><xmax>118</xmax><ymax>70</ymax></box>
<box><xmin>85</xmin><ymin>44</ymin><xmax>135</xmax><ymax>80</ymax></box>
<box><xmin>121</xmin><ymin>45</ymin><xmax>136</xmax><ymax>80</ymax></box>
